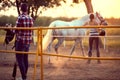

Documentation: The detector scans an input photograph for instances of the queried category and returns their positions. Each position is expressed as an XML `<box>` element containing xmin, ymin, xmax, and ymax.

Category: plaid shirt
<box><xmin>16</xmin><ymin>13</ymin><xmax>33</xmax><ymax>44</ymax></box>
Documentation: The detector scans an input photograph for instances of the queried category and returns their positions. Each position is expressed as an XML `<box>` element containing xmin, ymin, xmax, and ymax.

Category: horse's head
<box><xmin>92</xmin><ymin>12</ymin><xmax>108</xmax><ymax>25</ymax></box>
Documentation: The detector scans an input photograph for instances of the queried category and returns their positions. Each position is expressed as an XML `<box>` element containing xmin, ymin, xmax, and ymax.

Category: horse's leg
<box><xmin>68</xmin><ymin>39</ymin><xmax>79</xmax><ymax>60</ymax></box>
<box><xmin>54</xmin><ymin>38</ymin><xmax>64</xmax><ymax>54</ymax></box>
<box><xmin>70</xmin><ymin>40</ymin><xmax>78</xmax><ymax>55</ymax></box>
<box><xmin>79</xmin><ymin>39</ymin><xmax>85</xmax><ymax>56</ymax></box>
<box><xmin>54</xmin><ymin>38</ymin><xmax>64</xmax><ymax>60</ymax></box>
<box><xmin>47</xmin><ymin>37</ymin><xmax>55</xmax><ymax>63</ymax></box>
<box><xmin>47</xmin><ymin>38</ymin><xmax>54</xmax><ymax>52</ymax></box>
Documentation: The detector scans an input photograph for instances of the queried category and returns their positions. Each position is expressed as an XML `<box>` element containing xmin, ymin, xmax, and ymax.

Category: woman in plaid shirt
<box><xmin>15</xmin><ymin>3</ymin><xmax>33</xmax><ymax>80</ymax></box>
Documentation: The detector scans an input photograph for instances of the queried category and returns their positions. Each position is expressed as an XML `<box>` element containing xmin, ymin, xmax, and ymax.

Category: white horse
<box><xmin>42</xmin><ymin>12</ymin><xmax>107</xmax><ymax>62</ymax></box>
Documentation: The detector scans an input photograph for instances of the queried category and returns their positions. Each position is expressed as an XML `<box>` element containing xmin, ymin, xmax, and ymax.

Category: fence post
<box><xmin>33</xmin><ymin>29</ymin><xmax>39</xmax><ymax>80</ymax></box>
<box><xmin>39</xmin><ymin>28</ymin><xmax>44</xmax><ymax>80</ymax></box>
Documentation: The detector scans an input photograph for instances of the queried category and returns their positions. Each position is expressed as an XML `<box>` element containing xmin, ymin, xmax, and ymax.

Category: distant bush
<box><xmin>0</xmin><ymin>15</ymin><xmax>120</xmax><ymax>26</ymax></box>
<box><xmin>34</xmin><ymin>16</ymin><xmax>54</xmax><ymax>27</ymax></box>
<box><xmin>0</xmin><ymin>15</ymin><xmax>17</xmax><ymax>26</ymax></box>
<box><xmin>106</xmin><ymin>18</ymin><xmax>120</xmax><ymax>25</ymax></box>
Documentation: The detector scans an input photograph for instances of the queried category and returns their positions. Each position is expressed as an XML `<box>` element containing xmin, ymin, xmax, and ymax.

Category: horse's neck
<box><xmin>80</xmin><ymin>14</ymin><xmax>90</xmax><ymax>23</ymax></box>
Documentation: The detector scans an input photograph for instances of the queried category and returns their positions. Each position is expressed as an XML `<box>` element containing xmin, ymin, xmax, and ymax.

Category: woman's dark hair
<box><xmin>21</xmin><ymin>3</ymin><xmax>28</xmax><ymax>12</ymax></box>
<box><xmin>89</xmin><ymin>14</ymin><xmax>94</xmax><ymax>21</ymax></box>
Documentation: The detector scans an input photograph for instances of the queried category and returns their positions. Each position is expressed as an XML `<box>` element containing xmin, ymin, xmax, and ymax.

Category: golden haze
<box><xmin>0</xmin><ymin>0</ymin><xmax>120</xmax><ymax>18</ymax></box>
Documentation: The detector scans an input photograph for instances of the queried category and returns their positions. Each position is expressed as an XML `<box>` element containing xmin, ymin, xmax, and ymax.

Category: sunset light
<box><xmin>0</xmin><ymin>1</ymin><xmax>120</xmax><ymax>80</ymax></box>
<box><xmin>0</xmin><ymin>0</ymin><xmax>120</xmax><ymax>18</ymax></box>
<box><xmin>92</xmin><ymin>0</ymin><xmax>120</xmax><ymax>18</ymax></box>
<box><xmin>41</xmin><ymin>0</ymin><xmax>120</xmax><ymax>18</ymax></box>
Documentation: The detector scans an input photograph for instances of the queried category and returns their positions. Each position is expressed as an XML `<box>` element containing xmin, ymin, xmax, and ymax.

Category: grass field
<box><xmin>0</xmin><ymin>28</ymin><xmax>120</xmax><ymax>48</ymax></box>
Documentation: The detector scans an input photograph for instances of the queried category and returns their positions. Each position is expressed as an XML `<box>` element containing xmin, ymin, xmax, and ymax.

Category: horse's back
<box><xmin>49</xmin><ymin>20</ymin><xmax>70</xmax><ymax>27</ymax></box>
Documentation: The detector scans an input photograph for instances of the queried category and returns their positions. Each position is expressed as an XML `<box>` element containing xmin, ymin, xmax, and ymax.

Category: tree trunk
<box><xmin>84</xmin><ymin>0</ymin><xmax>94</xmax><ymax>13</ymax></box>
<box><xmin>16</xmin><ymin>0</ymin><xmax>20</xmax><ymax>15</ymax></box>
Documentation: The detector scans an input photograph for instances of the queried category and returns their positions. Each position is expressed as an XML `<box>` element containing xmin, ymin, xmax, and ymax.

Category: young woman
<box><xmin>87</xmin><ymin>14</ymin><xmax>101</xmax><ymax>64</ymax></box>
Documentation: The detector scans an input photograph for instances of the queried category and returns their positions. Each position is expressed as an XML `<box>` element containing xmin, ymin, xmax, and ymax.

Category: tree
<box><xmin>73</xmin><ymin>0</ymin><xmax>94</xmax><ymax>13</ymax></box>
<box><xmin>0</xmin><ymin>0</ymin><xmax>65</xmax><ymax>20</ymax></box>
<box><xmin>84</xmin><ymin>0</ymin><xmax>93</xmax><ymax>13</ymax></box>
<box><xmin>0</xmin><ymin>0</ymin><xmax>94</xmax><ymax>20</ymax></box>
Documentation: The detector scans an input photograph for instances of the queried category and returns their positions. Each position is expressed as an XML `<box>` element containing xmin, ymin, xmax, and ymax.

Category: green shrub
<box><xmin>0</xmin><ymin>15</ymin><xmax>120</xmax><ymax>26</ymax></box>
<box><xmin>0</xmin><ymin>15</ymin><xmax>17</xmax><ymax>26</ymax></box>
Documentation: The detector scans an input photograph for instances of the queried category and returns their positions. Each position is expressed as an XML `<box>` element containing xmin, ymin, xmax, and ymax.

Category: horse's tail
<box><xmin>42</xmin><ymin>22</ymin><xmax>55</xmax><ymax>50</ymax></box>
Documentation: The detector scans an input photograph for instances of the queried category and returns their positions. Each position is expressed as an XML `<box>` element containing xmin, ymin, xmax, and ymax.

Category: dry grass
<box><xmin>0</xmin><ymin>26</ymin><xmax>120</xmax><ymax>80</ymax></box>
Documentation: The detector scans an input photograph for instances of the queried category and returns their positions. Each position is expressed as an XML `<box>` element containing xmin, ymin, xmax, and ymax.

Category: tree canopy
<box><xmin>0</xmin><ymin>0</ymin><xmax>93</xmax><ymax>20</ymax></box>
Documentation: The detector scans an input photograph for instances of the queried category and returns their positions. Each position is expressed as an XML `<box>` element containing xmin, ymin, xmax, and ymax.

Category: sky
<box><xmin>0</xmin><ymin>0</ymin><xmax>120</xmax><ymax>18</ymax></box>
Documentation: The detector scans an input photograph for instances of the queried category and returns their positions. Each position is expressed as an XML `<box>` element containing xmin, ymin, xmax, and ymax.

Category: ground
<box><xmin>0</xmin><ymin>43</ymin><xmax>120</xmax><ymax>80</ymax></box>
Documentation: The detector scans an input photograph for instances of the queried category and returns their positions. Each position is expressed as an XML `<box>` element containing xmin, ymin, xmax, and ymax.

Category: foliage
<box><xmin>0</xmin><ymin>15</ymin><xmax>17</xmax><ymax>26</ymax></box>
<box><xmin>0</xmin><ymin>15</ymin><xmax>120</xmax><ymax>27</ymax></box>
<box><xmin>0</xmin><ymin>16</ymin><xmax>76</xmax><ymax>26</ymax></box>
<box><xmin>0</xmin><ymin>0</ymin><xmax>83</xmax><ymax>20</ymax></box>
<box><xmin>34</xmin><ymin>16</ymin><xmax>53</xmax><ymax>27</ymax></box>
<box><xmin>106</xmin><ymin>18</ymin><xmax>120</xmax><ymax>25</ymax></box>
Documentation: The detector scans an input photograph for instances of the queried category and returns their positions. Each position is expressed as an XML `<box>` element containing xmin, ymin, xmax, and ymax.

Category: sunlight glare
<box><xmin>0</xmin><ymin>0</ymin><xmax>120</xmax><ymax>18</ymax></box>
<box><xmin>92</xmin><ymin>0</ymin><xmax>120</xmax><ymax>18</ymax></box>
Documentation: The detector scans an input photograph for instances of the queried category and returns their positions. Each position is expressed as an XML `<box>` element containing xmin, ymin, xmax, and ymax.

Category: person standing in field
<box><xmin>15</xmin><ymin>3</ymin><xmax>33</xmax><ymax>80</ymax></box>
<box><xmin>87</xmin><ymin>14</ymin><xmax>101</xmax><ymax>64</ymax></box>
